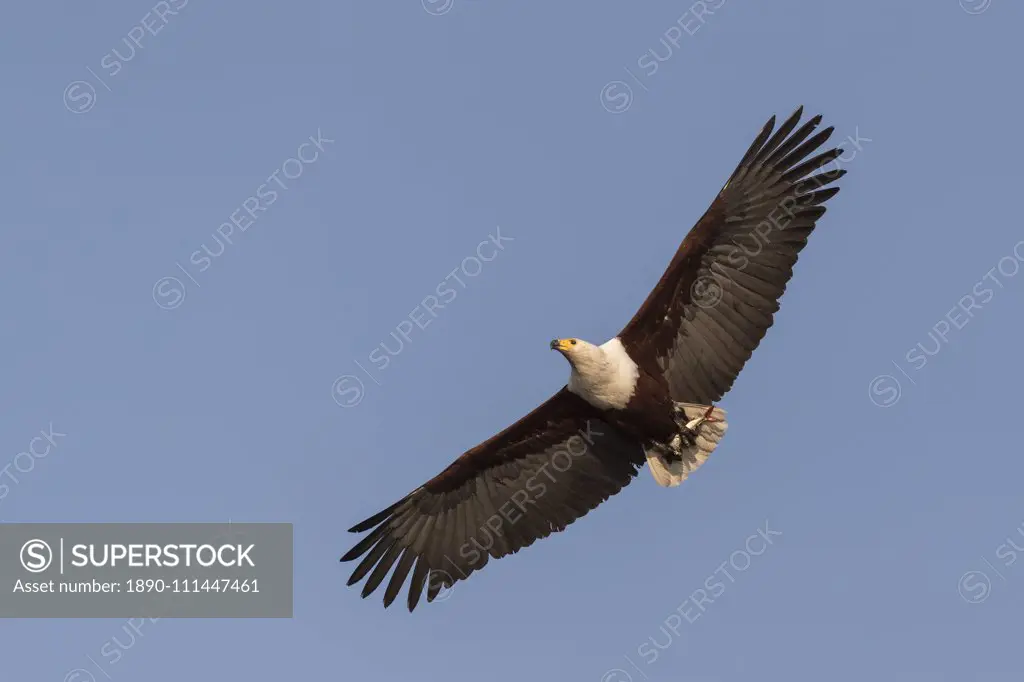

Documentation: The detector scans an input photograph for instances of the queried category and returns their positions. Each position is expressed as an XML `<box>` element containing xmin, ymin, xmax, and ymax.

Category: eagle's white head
<box><xmin>550</xmin><ymin>337</ymin><xmax>639</xmax><ymax>410</ymax></box>
<box><xmin>549</xmin><ymin>337</ymin><xmax>602</xmax><ymax>369</ymax></box>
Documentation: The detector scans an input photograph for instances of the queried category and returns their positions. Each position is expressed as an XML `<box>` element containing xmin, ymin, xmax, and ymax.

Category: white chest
<box><xmin>566</xmin><ymin>338</ymin><xmax>640</xmax><ymax>410</ymax></box>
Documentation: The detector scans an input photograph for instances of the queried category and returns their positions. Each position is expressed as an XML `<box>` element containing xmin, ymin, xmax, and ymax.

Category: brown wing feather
<box><xmin>618</xmin><ymin>106</ymin><xmax>846</xmax><ymax>403</ymax></box>
<box><xmin>340</xmin><ymin>388</ymin><xmax>646</xmax><ymax>611</ymax></box>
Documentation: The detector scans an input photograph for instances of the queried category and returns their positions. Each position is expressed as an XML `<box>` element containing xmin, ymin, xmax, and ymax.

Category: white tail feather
<box><xmin>645</xmin><ymin>404</ymin><xmax>728</xmax><ymax>487</ymax></box>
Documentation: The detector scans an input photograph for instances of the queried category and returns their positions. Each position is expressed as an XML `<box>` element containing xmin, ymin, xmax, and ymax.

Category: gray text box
<box><xmin>0</xmin><ymin>523</ymin><xmax>292</xmax><ymax>618</ymax></box>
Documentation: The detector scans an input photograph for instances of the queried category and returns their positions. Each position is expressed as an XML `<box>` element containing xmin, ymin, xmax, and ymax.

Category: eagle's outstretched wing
<box><xmin>341</xmin><ymin>388</ymin><xmax>645</xmax><ymax>611</ymax></box>
<box><xmin>618</xmin><ymin>106</ymin><xmax>845</xmax><ymax>404</ymax></box>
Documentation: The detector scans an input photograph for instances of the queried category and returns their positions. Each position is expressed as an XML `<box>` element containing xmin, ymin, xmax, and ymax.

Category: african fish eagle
<box><xmin>341</xmin><ymin>106</ymin><xmax>846</xmax><ymax>611</ymax></box>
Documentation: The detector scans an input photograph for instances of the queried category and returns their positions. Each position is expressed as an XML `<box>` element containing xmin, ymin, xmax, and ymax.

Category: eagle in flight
<box><xmin>341</xmin><ymin>106</ymin><xmax>846</xmax><ymax>611</ymax></box>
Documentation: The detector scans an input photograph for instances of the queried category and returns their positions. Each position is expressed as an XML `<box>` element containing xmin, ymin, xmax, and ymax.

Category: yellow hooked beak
<box><xmin>549</xmin><ymin>338</ymin><xmax>574</xmax><ymax>353</ymax></box>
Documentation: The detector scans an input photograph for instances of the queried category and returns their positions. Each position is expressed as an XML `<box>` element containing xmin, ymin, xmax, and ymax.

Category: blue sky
<box><xmin>2</xmin><ymin>0</ymin><xmax>1023</xmax><ymax>680</ymax></box>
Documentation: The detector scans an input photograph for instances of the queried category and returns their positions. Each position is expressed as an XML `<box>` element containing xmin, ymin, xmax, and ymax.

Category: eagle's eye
<box><xmin>570</xmin><ymin>339</ymin><xmax>577</xmax><ymax>345</ymax></box>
